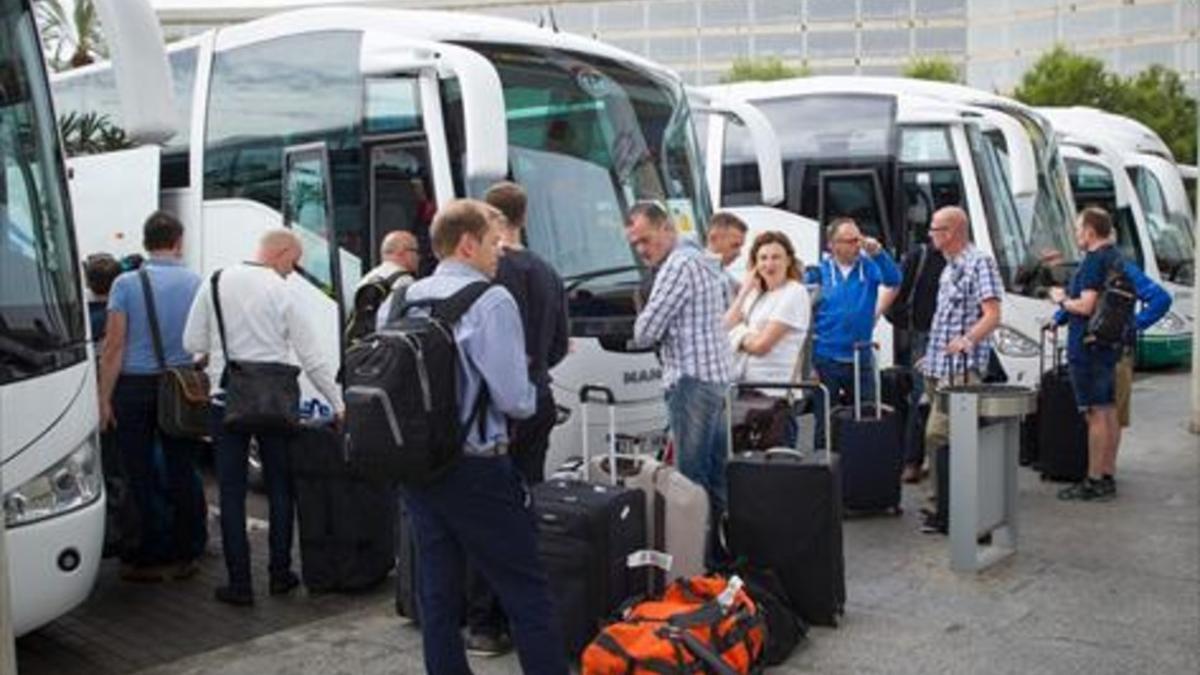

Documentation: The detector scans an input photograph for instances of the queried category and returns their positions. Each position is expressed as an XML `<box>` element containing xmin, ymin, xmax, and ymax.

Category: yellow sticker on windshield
<box><xmin>667</xmin><ymin>198</ymin><xmax>697</xmax><ymax>235</ymax></box>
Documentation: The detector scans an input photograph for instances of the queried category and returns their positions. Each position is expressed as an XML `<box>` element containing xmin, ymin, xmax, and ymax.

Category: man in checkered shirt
<box><xmin>628</xmin><ymin>202</ymin><xmax>732</xmax><ymax>565</ymax></box>
<box><xmin>920</xmin><ymin>206</ymin><xmax>1003</xmax><ymax>534</ymax></box>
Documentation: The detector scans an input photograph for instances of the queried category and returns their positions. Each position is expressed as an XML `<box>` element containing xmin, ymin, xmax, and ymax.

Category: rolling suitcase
<box><xmin>533</xmin><ymin>386</ymin><xmax>648</xmax><ymax>657</ymax></box>
<box><xmin>832</xmin><ymin>343</ymin><xmax>905</xmax><ymax>514</ymax></box>
<box><xmin>579</xmin><ymin>385</ymin><xmax>709</xmax><ymax>592</ymax></box>
<box><xmin>1036</xmin><ymin>327</ymin><xmax>1088</xmax><ymax>483</ymax></box>
<box><xmin>726</xmin><ymin>381</ymin><xmax>845</xmax><ymax>627</ymax></box>
<box><xmin>291</xmin><ymin>423</ymin><xmax>395</xmax><ymax>593</ymax></box>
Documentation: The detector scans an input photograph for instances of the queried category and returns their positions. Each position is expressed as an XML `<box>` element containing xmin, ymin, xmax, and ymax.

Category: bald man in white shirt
<box><xmin>184</xmin><ymin>229</ymin><xmax>344</xmax><ymax>606</ymax></box>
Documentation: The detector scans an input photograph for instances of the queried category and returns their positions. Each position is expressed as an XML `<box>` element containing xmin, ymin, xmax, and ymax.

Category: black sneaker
<box><xmin>1057</xmin><ymin>479</ymin><xmax>1104</xmax><ymax>502</ymax></box>
<box><xmin>214</xmin><ymin>585</ymin><xmax>254</xmax><ymax>607</ymax></box>
<box><xmin>919</xmin><ymin>512</ymin><xmax>946</xmax><ymax>535</ymax></box>
<box><xmin>1098</xmin><ymin>476</ymin><xmax>1117</xmax><ymax>499</ymax></box>
<box><xmin>269</xmin><ymin>571</ymin><xmax>300</xmax><ymax>596</ymax></box>
<box><xmin>465</xmin><ymin>632</ymin><xmax>513</xmax><ymax>657</ymax></box>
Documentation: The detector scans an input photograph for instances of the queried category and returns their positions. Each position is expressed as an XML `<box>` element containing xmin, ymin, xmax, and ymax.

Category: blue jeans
<box><xmin>813</xmin><ymin>353</ymin><xmax>876</xmax><ymax>450</ymax></box>
<box><xmin>665</xmin><ymin>376</ymin><xmax>729</xmax><ymax>567</ymax></box>
<box><xmin>210</xmin><ymin>404</ymin><xmax>294</xmax><ymax>590</ymax></box>
<box><xmin>112</xmin><ymin>375</ymin><xmax>206</xmax><ymax>566</ymax></box>
<box><xmin>404</xmin><ymin>456</ymin><xmax>566</xmax><ymax>675</ymax></box>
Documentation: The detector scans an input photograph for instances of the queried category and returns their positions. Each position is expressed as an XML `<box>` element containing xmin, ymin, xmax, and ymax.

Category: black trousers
<box><xmin>466</xmin><ymin>389</ymin><xmax>557</xmax><ymax>637</ymax></box>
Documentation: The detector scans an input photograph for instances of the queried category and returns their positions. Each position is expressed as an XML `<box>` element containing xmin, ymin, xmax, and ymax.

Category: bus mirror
<box><xmin>93</xmin><ymin>0</ymin><xmax>176</xmax><ymax>145</ymax></box>
<box><xmin>691</xmin><ymin>95</ymin><xmax>784</xmax><ymax>208</ymax></box>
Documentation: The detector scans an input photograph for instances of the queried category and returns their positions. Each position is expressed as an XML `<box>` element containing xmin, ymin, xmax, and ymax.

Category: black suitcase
<box><xmin>532</xmin><ymin>386</ymin><xmax>647</xmax><ymax>656</ymax></box>
<box><xmin>726</xmin><ymin>381</ymin><xmax>845</xmax><ymax>627</ymax></box>
<box><xmin>533</xmin><ymin>479</ymin><xmax>646</xmax><ymax>656</ymax></box>
<box><xmin>832</xmin><ymin>345</ymin><xmax>905</xmax><ymax>514</ymax></box>
<box><xmin>1036</xmin><ymin>328</ymin><xmax>1088</xmax><ymax>483</ymax></box>
<box><xmin>291</xmin><ymin>423</ymin><xmax>395</xmax><ymax>593</ymax></box>
<box><xmin>394</xmin><ymin>497</ymin><xmax>420</xmax><ymax>622</ymax></box>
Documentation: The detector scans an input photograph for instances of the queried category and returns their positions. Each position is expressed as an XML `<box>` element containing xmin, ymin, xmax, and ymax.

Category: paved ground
<box><xmin>17</xmin><ymin>369</ymin><xmax>1200</xmax><ymax>675</ymax></box>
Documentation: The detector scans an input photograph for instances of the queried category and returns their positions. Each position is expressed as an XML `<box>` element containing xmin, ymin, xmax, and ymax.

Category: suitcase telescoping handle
<box><xmin>851</xmin><ymin>341</ymin><xmax>883</xmax><ymax>422</ymax></box>
<box><xmin>1038</xmin><ymin>322</ymin><xmax>1062</xmax><ymax>379</ymax></box>
<box><xmin>725</xmin><ymin>381</ymin><xmax>832</xmax><ymax>464</ymax></box>
<box><xmin>579</xmin><ymin>384</ymin><xmax>619</xmax><ymax>487</ymax></box>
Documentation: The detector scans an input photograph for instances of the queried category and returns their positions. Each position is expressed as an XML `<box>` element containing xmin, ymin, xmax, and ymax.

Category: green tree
<box><xmin>58</xmin><ymin>111</ymin><xmax>133</xmax><ymax>157</ymax></box>
<box><xmin>902</xmin><ymin>56</ymin><xmax>961</xmax><ymax>83</ymax></box>
<box><xmin>35</xmin><ymin>0</ymin><xmax>107</xmax><ymax>71</ymax></box>
<box><xmin>721</xmin><ymin>57</ymin><xmax>810</xmax><ymax>83</ymax></box>
<box><xmin>1014</xmin><ymin>46</ymin><xmax>1197</xmax><ymax>164</ymax></box>
<box><xmin>1110</xmin><ymin>65</ymin><xmax>1197</xmax><ymax>165</ymax></box>
<box><xmin>1012</xmin><ymin>45</ymin><xmax>1121</xmax><ymax>109</ymax></box>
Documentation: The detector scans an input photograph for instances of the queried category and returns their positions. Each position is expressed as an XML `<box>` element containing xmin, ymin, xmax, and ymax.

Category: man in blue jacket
<box><xmin>1052</xmin><ymin>231</ymin><xmax>1170</xmax><ymax>499</ymax></box>
<box><xmin>806</xmin><ymin>217</ymin><xmax>901</xmax><ymax>446</ymax></box>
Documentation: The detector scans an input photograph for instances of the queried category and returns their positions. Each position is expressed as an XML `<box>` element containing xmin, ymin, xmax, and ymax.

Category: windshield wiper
<box><xmin>564</xmin><ymin>265</ymin><xmax>643</xmax><ymax>292</ymax></box>
<box><xmin>0</xmin><ymin>333</ymin><xmax>55</xmax><ymax>371</ymax></box>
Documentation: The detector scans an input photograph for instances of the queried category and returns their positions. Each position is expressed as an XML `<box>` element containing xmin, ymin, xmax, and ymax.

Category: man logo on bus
<box><xmin>623</xmin><ymin>367</ymin><xmax>663</xmax><ymax>384</ymax></box>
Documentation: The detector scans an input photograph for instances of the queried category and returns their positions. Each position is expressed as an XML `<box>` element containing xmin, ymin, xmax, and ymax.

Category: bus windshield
<box><xmin>0</xmin><ymin>0</ymin><xmax>86</xmax><ymax>385</ymax></box>
<box><xmin>967</xmin><ymin>125</ymin><xmax>1030</xmax><ymax>290</ymax></box>
<box><xmin>1127</xmin><ymin>165</ymin><xmax>1194</xmax><ymax>285</ymax></box>
<box><xmin>464</xmin><ymin>44</ymin><xmax>711</xmax><ymax>285</ymax></box>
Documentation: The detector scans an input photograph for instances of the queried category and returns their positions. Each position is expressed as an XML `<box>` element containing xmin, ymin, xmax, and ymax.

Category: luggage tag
<box><xmin>626</xmin><ymin>549</ymin><xmax>673</xmax><ymax>573</ymax></box>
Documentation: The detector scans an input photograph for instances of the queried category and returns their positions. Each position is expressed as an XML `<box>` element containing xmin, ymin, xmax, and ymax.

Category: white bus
<box><xmin>51</xmin><ymin>7</ymin><xmax>791</xmax><ymax>473</ymax></box>
<box><xmin>1037</xmin><ymin>107</ymin><xmax>1193</xmax><ymax>368</ymax></box>
<box><xmin>2</xmin><ymin>0</ymin><xmax>174</xmax><ymax>635</ymax></box>
<box><xmin>702</xmin><ymin>78</ymin><xmax>1068</xmax><ymax>384</ymax></box>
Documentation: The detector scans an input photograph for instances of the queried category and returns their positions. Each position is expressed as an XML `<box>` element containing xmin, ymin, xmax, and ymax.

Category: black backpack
<box><xmin>1085</xmin><ymin>257</ymin><xmax>1137</xmax><ymax>348</ymax></box>
<box><xmin>344</xmin><ymin>271</ymin><xmax>410</xmax><ymax>344</ymax></box>
<box><xmin>343</xmin><ymin>281</ymin><xmax>492</xmax><ymax>486</ymax></box>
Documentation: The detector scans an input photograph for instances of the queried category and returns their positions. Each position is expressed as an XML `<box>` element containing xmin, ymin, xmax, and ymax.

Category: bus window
<box><xmin>283</xmin><ymin>144</ymin><xmax>338</xmax><ymax>300</ymax></box>
<box><xmin>367</xmin><ymin>142</ymin><xmax>437</xmax><ymax>275</ymax></box>
<box><xmin>819</xmin><ymin>170</ymin><xmax>889</xmax><ymax>243</ymax></box>
<box><xmin>968</xmin><ymin>125</ymin><xmax>1027</xmax><ymax>289</ymax></box>
<box><xmin>1128</xmin><ymin>165</ymin><xmax>1195</xmax><ymax>284</ymax></box>
<box><xmin>720</xmin><ymin>115</ymin><xmax>761</xmax><ymax>207</ymax></box>
<box><xmin>161</xmin><ymin>47</ymin><xmax>198</xmax><ymax>189</ymax></box>
<box><xmin>205</xmin><ymin>31</ymin><xmax>365</xmax><ymax>272</ymax></box>
<box><xmin>900</xmin><ymin>167</ymin><xmax>964</xmax><ymax>249</ymax></box>
<box><xmin>1066</xmin><ymin>157</ymin><xmax>1145</xmax><ymax>268</ymax></box>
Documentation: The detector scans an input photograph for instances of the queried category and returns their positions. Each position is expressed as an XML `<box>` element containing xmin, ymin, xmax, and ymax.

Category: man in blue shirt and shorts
<box><xmin>1049</xmin><ymin>207</ymin><xmax>1125</xmax><ymax>502</ymax></box>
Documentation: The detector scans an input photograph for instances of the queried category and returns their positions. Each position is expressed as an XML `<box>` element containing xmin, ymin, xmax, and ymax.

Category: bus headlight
<box><xmin>994</xmin><ymin>325</ymin><xmax>1040</xmax><ymax>358</ymax></box>
<box><xmin>4</xmin><ymin>438</ymin><xmax>102</xmax><ymax>528</ymax></box>
<box><xmin>1146</xmin><ymin>311</ymin><xmax>1186</xmax><ymax>335</ymax></box>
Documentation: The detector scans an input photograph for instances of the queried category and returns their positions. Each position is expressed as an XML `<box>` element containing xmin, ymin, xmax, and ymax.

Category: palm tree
<box><xmin>35</xmin><ymin>0</ymin><xmax>107</xmax><ymax>71</ymax></box>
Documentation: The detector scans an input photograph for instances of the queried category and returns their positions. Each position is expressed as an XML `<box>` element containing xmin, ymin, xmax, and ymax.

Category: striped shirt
<box><xmin>633</xmin><ymin>239</ymin><xmax>732</xmax><ymax>387</ymax></box>
<box><xmin>923</xmin><ymin>244</ymin><xmax>1004</xmax><ymax>380</ymax></box>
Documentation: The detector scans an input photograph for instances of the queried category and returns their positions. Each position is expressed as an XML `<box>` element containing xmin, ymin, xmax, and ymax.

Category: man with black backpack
<box><xmin>1049</xmin><ymin>207</ymin><xmax>1133</xmax><ymax>502</ymax></box>
<box><xmin>344</xmin><ymin>230</ymin><xmax>419</xmax><ymax>342</ymax></box>
<box><xmin>377</xmin><ymin>199</ymin><xmax>566</xmax><ymax>675</ymax></box>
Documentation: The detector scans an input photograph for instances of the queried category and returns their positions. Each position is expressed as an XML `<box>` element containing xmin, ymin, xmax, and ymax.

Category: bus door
<box><xmin>817</xmin><ymin>168</ymin><xmax>891</xmax><ymax>248</ymax></box>
<box><xmin>282</xmin><ymin>142</ymin><xmax>346</xmax><ymax>326</ymax></box>
<box><xmin>362</xmin><ymin>79</ymin><xmax>440</xmax><ymax>277</ymax></box>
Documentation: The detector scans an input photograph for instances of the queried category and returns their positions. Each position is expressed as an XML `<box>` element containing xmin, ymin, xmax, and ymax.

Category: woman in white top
<box><xmin>725</xmin><ymin>230</ymin><xmax>811</xmax><ymax>385</ymax></box>
<box><xmin>724</xmin><ymin>231</ymin><xmax>811</xmax><ymax>450</ymax></box>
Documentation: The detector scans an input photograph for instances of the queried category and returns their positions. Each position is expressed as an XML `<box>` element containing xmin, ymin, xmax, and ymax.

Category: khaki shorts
<box><xmin>1115</xmin><ymin>353</ymin><xmax>1134</xmax><ymax>428</ymax></box>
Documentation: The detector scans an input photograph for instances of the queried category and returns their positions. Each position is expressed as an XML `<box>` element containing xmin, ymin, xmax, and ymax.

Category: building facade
<box><xmin>152</xmin><ymin>0</ymin><xmax>1197</xmax><ymax>93</ymax></box>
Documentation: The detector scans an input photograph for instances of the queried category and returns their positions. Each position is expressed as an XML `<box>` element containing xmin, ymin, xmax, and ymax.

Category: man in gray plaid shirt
<box><xmin>628</xmin><ymin>202</ymin><xmax>732</xmax><ymax>565</ymax></box>
<box><xmin>920</xmin><ymin>206</ymin><xmax>1003</xmax><ymax>534</ymax></box>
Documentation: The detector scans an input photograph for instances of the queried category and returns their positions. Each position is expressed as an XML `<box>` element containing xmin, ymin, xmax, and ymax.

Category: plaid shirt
<box><xmin>634</xmin><ymin>239</ymin><xmax>732</xmax><ymax>387</ymax></box>
<box><xmin>924</xmin><ymin>245</ymin><xmax>1004</xmax><ymax>380</ymax></box>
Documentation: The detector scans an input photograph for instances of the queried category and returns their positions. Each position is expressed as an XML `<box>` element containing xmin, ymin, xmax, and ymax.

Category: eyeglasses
<box><xmin>833</xmin><ymin>237</ymin><xmax>861</xmax><ymax>245</ymax></box>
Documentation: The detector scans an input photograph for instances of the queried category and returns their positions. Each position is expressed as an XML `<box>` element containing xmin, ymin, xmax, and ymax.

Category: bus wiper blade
<box><xmin>564</xmin><ymin>265</ymin><xmax>643</xmax><ymax>292</ymax></box>
<box><xmin>0</xmin><ymin>333</ymin><xmax>55</xmax><ymax>370</ymax></box>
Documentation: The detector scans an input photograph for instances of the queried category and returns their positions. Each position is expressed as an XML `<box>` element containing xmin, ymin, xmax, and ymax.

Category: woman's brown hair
<box><xmin>748</xmin><ymin>230</ymin><xmax>802</xmax><ymax>291</ymax></box>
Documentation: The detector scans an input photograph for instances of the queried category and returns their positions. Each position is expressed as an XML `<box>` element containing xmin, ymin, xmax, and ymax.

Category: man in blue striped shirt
<box><xmin>629</xmin><ymin>202</ymin><xmax>732</xmax><ymax>565</ymax></box>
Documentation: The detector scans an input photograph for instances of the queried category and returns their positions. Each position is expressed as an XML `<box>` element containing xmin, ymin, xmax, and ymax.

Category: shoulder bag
<box><xmin>211</xmin><ymin>268</ymin><xmax>301</xmax><ymax>434</ymax></box>
<box><xmin>138</xmin><ymin>269</ymin><xmax>210</xmax><ymax>439</ymax></box>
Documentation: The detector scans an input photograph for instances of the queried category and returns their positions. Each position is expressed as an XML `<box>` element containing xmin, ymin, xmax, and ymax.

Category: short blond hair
<box><xmin>430</xmin><ymin>199</ymin><xmax>490</xmax><ymax>259</ymax></box>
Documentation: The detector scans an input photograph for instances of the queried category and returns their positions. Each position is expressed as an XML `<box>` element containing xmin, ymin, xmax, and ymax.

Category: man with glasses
<box><xmin>806</xmin><ymin>217</ymin><xmax>901</xmax><ymax>447</ymax></box>
<box><xmin>920</xmin><ymin>206</ymin><xmax>1003</xmax><ymax>533</ymax></box>
<box><xmin>347</xmin><ymin>230</ymin><xmax>420</xmax><ymax>341</ymax></box>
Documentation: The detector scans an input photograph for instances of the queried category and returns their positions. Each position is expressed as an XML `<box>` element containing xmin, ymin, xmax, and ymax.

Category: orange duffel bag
<box><xmin>581</xmin><ymin>575</ymin><xmax>767</xmax><ymax>675</ymax></box>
